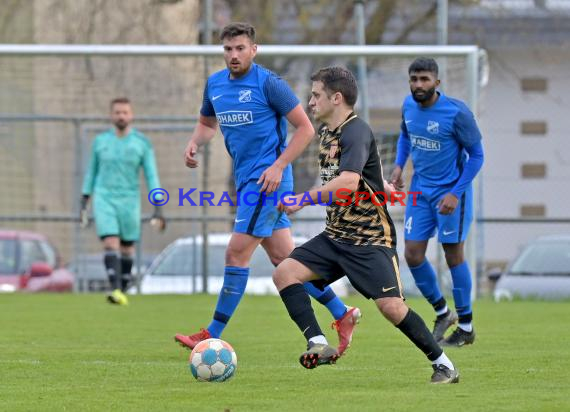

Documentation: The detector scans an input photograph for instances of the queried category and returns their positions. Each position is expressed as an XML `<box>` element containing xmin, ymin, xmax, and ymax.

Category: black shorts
<box><xmin>290</xmin><ymin>233</ymin><xmax>404</xmax><ymax>300</ymax></box>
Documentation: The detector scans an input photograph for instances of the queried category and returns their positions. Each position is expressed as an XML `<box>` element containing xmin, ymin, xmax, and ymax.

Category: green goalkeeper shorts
<box><xmin>93</xmin><ymin>194</ymin><xmax>140</xmax><ymax>242</ymax></box>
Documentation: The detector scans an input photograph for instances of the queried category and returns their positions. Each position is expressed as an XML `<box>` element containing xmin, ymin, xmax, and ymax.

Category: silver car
<box><xmin>135</xmin><ymin>233</ymin><xmax>422</xmax><ymax>296</ymax></box>
<box><xmin>136</xmin><ymin>233</ymin><xmax>318</xmax><ymax>295</ymax></box>
<box><xmin>493</xmin><ymin>235</ymin><xmax>570</xmax><ymax>301</ymax></box>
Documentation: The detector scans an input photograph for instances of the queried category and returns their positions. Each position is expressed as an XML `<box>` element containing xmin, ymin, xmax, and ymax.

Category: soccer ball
<box><xmin>189</xmin><ymin>338</ymin><xmax>237</xmax><ymax>382</ymax></box>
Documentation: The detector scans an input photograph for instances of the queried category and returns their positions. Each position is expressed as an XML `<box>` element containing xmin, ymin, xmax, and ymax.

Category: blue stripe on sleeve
<box><xmin>263</xmin><ymin>74</ymin><xmax>300</xmax><ymax>116</ymax></box>
<box><xmin>451</xmin><ymin>141</ymin><xmax>484</xmax><ymax>198</ymax></box>
<box><xmin>199</xmin><ymin>81</ymin><xmax>215</xmax><ymax>117</ymax></box>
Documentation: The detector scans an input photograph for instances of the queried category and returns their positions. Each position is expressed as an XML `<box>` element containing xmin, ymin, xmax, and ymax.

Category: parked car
<box><xmin>134</xmin><ymin>233</ymin><xmax>422</xmax><ymax>296</ymax></box>
<box><xmin>492</xmin><ymin>235</ymin><xmax>570</xmax><ymax>301</ymax></box>
<box><xmin>134</xmin><ymin>233</ymin><xmax>303</xmax><ymax>295</ymax></box>
<box><xmin>68</xmin><ymin>253</ymin><xmax>156</xmax><ymax>292</ymax></box>
<box><xmin>0</xmin><ymin>229</ymin><xmax>74</xmax><ymax>292</ymax></box>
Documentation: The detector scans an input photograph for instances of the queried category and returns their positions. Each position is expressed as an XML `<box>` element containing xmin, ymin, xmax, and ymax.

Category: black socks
<box><xmin>279</xmin><ymin>283</ymin><xmax>323</xmax><ymax>341</ymax></box>
<box><xmin>396</xmin><ymin>309</ymin><xmax>443</xmax><ymax>361</ymax></box>
<box><xmin>120</xmin><ymin>255</ymin><xmax>134</xmax><ymax>291</ymax></box>
<box><xmin>104</xmin><ymin>250</ymin><xmax>121</xmax><ymax>290</ymax></box>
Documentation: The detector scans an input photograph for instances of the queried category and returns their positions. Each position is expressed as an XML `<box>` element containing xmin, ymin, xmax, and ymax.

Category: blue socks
<box><xmin>206</xmin><ymin>267</ymin><xmax>349</xmax><ymax>338</ymax></box>
<box><xmin>409</xmin><ymin>259</ymin><xmax>443</xmax><ymax>305</ymax></box>
<box><xmin>411</xmin><ymin>258</ymin><xmax>473</xmax><ymax>330</ymax></box>
<box><xmin>303</xmin><ymin>282</ymin><xmax>347</xmax><ymax>320</ymax></box>
<box><xmin>450</xmin><ymin>261</ymin><xmax>472</xmax><ymax>316</ymax></box>
<box><xmin>207</xmin><ymin>266</ymin><xmax>249</xmax><ymax>338</ymax></box>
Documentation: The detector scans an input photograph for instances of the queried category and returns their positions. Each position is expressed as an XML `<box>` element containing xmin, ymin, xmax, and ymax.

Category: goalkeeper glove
<box><xmin>150</xmin><ymin>206</ymin><xmax>166</xmax><ymax>232</ymax></box>
<box><xmin>79</xmin><ymin>195</ymin><xmax>90</xmax><ymax>228</ymax></box>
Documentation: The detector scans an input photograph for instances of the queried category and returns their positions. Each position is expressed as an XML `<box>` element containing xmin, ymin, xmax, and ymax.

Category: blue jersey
<box><xmin>397</xmin><ymin>92</ymin><xmax>482</xmax><ymax>188</ymax></box>
<box><xmin>200</xmin><ymin>63</ymin><xmax>299</xmax><ymax>191</ymax></box>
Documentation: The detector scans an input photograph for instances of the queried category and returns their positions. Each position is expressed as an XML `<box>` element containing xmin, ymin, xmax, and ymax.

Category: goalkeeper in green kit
<box><xmin>80</xmin><ymin>97</ymin><xmax>166</xmax><ymax>305</ymax></box>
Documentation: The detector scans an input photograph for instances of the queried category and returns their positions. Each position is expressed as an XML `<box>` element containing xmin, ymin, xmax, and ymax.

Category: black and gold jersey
<box><xmin>318</xmin><ymin>113</ymin><xmax>396</xmax><ymax>248</ymax></box>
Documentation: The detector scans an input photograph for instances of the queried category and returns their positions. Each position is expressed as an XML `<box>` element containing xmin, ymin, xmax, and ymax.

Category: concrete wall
<box><xmin>479</xmin><ymin>46</ymin><xmax>570</xmax><ymax>264</ymax></box>
<box><xmin>0</xmin><ymin>0</ymin><xmax>234</xmax><ymax>260</ymax></box>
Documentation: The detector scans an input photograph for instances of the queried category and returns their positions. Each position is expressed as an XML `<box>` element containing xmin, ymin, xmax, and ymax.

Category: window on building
<box><xmin>521</xmin><ymin>121</ymin><xmax>547</xmax><ymax>135</ymax></box>
<box><xmin>520</xmin><ymin>204</ymin><xmax>546</xmax><ymax>217</ymax></box>
<box><xmin>521</xmin><ymin>163</ymin><xmax>547</xmax><ymax>178</ymax></box>
<box><xmin>521</xmin><ymin>78</ymin><xmax>548</xmax><ymax>92</ymax></box>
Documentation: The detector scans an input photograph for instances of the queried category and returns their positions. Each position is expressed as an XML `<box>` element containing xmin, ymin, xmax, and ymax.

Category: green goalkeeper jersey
<box><xmin>81</xmin><ymin>128</ymin><xmax>161</xmax><ymax>198</ymax></box>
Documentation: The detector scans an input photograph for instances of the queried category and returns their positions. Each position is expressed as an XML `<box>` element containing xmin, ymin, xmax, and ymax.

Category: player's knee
<box><xmin>272</xmin><ymin>264</ymin><xmax>289</xmax><ymax>290</ymax></box>
<box><xmin>102</xmin><ymin>237</ymin><xmax>120</xmax><ymax>251</ymax></box>
<box><xmin>445</xmin><ymin>255</ymin><xmax>463</xmax><ymax>268</ymax></box>
<box><xmin>268</xmin><ymin>253</ymin><xmax>287</xmax><ymax>267</ymax></box>
<box><xmin>376</xmin><ymin>297</ymin><xmax>408</xmax><ymax>325</ymax></box>
<box><xmin>443</xmin><ymin>248</ymin><xmax>464</xmax><ymax>267</ymax></box>
<box><xmin>225</xmin><ymin>245</ymin><xmax>249</xmax><ymax>267</ymax></box>
<box><xmin>404</xmin><ymin>248</ymin><xmax>424</xmax><ymax>267</ymax></box>
<box><xmin>272</xmin><ymin>259</ymin><xmax>299</xmax><ymax>290</ymax></box>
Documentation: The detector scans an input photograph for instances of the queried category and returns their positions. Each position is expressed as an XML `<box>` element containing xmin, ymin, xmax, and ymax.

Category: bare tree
<box><xmin>219</xmin><ymin>0</ymin><xmax>482</xmax><ymax>46</ymax></box>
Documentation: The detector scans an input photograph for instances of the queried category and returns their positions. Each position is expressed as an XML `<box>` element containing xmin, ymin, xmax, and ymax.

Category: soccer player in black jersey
<box><xmin>274</xmin><ymin>66</ymin><xmax>459</xmax><ymax>384</ymax></box>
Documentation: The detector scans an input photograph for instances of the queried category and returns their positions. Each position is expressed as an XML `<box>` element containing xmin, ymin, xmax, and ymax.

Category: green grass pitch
<box><xmin>1</xmin><ymin>293</ymin><xmax>569</xmax><ymax>411</ymax></box>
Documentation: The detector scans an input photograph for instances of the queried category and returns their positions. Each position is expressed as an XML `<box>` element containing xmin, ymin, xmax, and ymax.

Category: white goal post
<box><xmin>0</xmin><ymin>43</ymin><xmax>482</xmax><ymax>297</ymax></box>
<box><xmin>0</xmin><ymin>44</ymin><xmax>480</xmax><ymax>109</ymax></box>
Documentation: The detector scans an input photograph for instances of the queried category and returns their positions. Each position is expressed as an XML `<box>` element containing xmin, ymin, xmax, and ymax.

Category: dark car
<box><xmin>492</xmin><ymin>235</ymin><xmax>570</xmax><ymax>301</ymax></box>
<box><xmin>0</xmin><ymin>230</ymin><xmax>74</xmax><ymax>292</ymax></box>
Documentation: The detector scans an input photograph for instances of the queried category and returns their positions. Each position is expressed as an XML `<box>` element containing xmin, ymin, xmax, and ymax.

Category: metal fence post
<box><xmin>200</xmin><ymin>0</ymin><xmax>214</xmax><ymax>294</ymax></box>
<box><xmin>73</xmin><ymin>119</ymin><xmax>83</xmax><ymax>292</ymax></box>
<box><xmin>466</xmin><ymin>49</ymin><xmax>480</xmax><ymax>299</ymax></box>
<box><xmin>136</xmin><ymin>227</ymin><xmax>142</xmax><ymax>295</ymax></box>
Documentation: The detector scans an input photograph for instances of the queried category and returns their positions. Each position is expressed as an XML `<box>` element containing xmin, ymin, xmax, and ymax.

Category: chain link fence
<box><xmin>0</xmin><ymin>48</ymin><xmax>502</xmax><ymax>297</ymax></box>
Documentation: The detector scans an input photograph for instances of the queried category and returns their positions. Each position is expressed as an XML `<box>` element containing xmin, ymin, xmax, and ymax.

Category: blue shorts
<box><xmin>404</xmin><ymin>176</ymin><xmax>473</xmax><ymax>244</ymax></box>
<box><xmin>233</xmin><ymin>180</ymin><xmax>293</xmax><ymax>238</ymax></box>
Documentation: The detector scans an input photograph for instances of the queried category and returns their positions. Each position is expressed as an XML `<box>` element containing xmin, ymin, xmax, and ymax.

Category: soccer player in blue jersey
<box><xmin>81</xmin><ymin>97</ymin><xmax>166</xmax><ymax>305</ymax></box>
<box><xmin>390</xmin><ymin>57</ymin><xmax>484</xmax><ymax>346</ymax></box>
<box><xmin>174</xmin><ymin>23</ymin><xmax>361</xmax><ymax>353</ymax></box>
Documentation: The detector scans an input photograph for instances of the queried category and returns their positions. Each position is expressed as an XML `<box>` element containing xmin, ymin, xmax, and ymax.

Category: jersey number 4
<box><xmin>405</xmin><ymin>216</ymin><xmax>413</xmax><ymax>234</ymax></box>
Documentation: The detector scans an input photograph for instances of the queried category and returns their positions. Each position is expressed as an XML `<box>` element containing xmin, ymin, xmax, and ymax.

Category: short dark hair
<box><xmin>408</xmin><ymin>57</ymin><xmax>439</xmax><ymax>77</ymax></box>
<box><xmin>220</xmin><ymin>22</ymin><xmax>256</xmax><ymax>42</ymax></box>
<box><xmin>110</xmin><ymin>97</ymin><xmax>131</xmax><ymax>108</ymax></box>
<box><xmin>310</xmin><ymin>66</ymin><xmax>358</xmax><ymax>107</ymax></box>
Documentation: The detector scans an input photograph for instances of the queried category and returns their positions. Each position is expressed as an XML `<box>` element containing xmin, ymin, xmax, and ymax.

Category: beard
<box><xmin>228</xmin><ymin>60</ymin><xmax>252</xmax><ymax>78</ymax></box>
<box><xmin>114</xmin><ymin>120</ymin><xmax>128</xmax><ymax>131</ymax></box>
<box><xmin>412</xmin><ymin>87</ymin><xmax>436</xmax><ymax>103</ymax></box>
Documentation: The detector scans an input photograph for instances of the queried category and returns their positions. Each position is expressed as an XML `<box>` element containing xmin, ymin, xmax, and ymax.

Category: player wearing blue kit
<box><xmin>175</xmin><ymin>23</ymin><xmax>361</xmax><ymax>353</ymax></box>
<box><xmin>80</xmin><ymin>97</ymin><xmax>166</xmax><ymax>306</ymax></box>
<box><xmin>391</xmin><ymin>58</ymin><xmax>484</xmax><ymax>347</ymax></box>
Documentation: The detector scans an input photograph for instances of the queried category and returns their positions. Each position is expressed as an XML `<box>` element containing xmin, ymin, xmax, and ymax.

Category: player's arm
<box><xmin>439</xmin><ymin>106</ymin><xmax>484</xmax><ymax>215</ymax></box>
<box><xmin>258</xmin><ymin>76</ymin><xmax>314</xmax><ymax>193</ymax></box>
<box><xmin>438</xmin><ymin>141</ymin><xmax>484</xmax><ymax>215</ymax></box>
<box><xmin>142</xmin><ymin>140</ymin><xmax>167</xmax><ymax>231</ymax></box>
<box><xmin>184</xmin><ymin>115</ymin><xmax>218</xmax><ymax>168</ymax></box>
<box><xmin>259</xmin><ymin>105</ymin><xmax>313</xmax><ymax>192</ymax></box>
<box><xmin>383</xmin><ymin>179</ymin><xmax>396</xmax><ymax>196</ymax></box>
<box><xmin>451</xmin><ymin>142</ymin><xmax>484</xmax><ymax>198</ymax></box>
<box><xmin>276</xmin><ymin>104</ymin><xmax>315</xmax><ymax>168</ymax></box>
<box><xmin>279</xmin><ymin>171</ymin><xmax>360</xmax><ymax>215</ymax></box>
<box><xmin>280</xmin><ymin>122</ymin><xmax>369</xmax><ymax>214</ymax></box>
<box><xmin>79</xmin><ymin>139</ymin><xmax>99</xmax><ymax>227</ymax></box>
<box><xmin>390</xmin><ymin>111</ymin><xmax>412</xmax><ymax>190</ymax></box>
<box><xmin>185</xmin><ymin>80</ymin><xmax>219</xmax><ymax>168</ymax></box>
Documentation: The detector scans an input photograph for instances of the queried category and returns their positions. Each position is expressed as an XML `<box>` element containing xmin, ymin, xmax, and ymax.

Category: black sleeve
<box><xmin>338</xmin><ymin>120</ymin><xmax>371</xmax><ymax>175</ymax></box>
